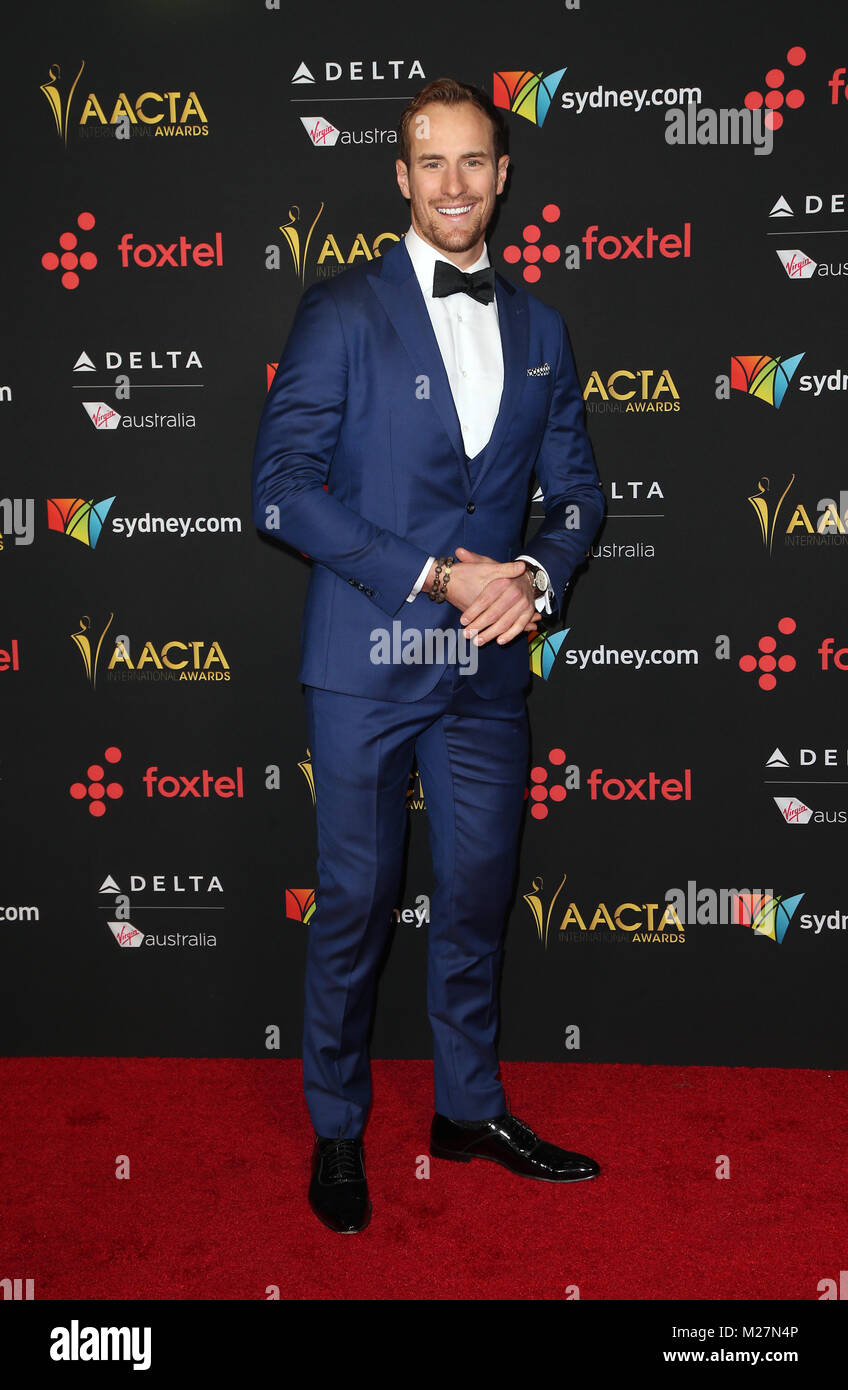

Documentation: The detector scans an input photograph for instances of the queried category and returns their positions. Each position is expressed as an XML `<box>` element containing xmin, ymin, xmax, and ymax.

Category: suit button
<box><xmin>348</xmin><ymin>578</ymin><xmax>356</xmax><ymax>585</ymax></box>
<box><xmin>365</xmin><ymin>588</ymin><xmax>374</xmax><ymax>597</ymax></box>
<box><xmin>466</xmin><ymin>501</ymin><xmax>476</xmax><ymax>514</ymax></box>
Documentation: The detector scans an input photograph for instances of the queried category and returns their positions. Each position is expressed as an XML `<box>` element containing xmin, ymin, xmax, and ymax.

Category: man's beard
<box><xmin>416</xmin><ymin>201</ymin><xmax>488</xmax><ymax>255</ymax></box>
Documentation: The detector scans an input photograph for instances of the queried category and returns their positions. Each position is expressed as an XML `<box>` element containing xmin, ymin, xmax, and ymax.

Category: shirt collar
<box><xmin>404</xmin><ymin>224</ymin><xmax>492</xmax><ymax>301</ymax></box>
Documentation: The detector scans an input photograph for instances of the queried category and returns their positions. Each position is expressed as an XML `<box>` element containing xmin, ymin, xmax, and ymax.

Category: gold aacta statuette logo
<box><xmin>748</xmin><ymin>473</ymin><xmax>795</xmax><ymax>554</ymax></box>
<box><xmin>523</xmin><ymin>873</ymin><xmax>568</xmax><ymax>949</ymax></box>
<box><xmin>280</xmin><ymin>203</ymin><xmax>324</xmax><ymax>282</ymax></box>
<box><xmin>40</xmin><ymin>61</ymin><xmax>85</xmax><ymax>145</ymax></box>
<box><xmin>71</xmin><ymin>611</ymin><xmax>114</xmax><ymax>689</ymax></box>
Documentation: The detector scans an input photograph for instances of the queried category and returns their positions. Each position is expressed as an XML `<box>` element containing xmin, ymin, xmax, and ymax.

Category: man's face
<box><xmin>396</xmin><ymin>101</ymin><xmax>509</xmax><ymax>267</ymax></box>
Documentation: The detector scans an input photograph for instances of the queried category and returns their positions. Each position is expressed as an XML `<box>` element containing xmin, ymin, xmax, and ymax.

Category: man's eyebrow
<box><xmin>414</xmin><ymin>149</ymin><xmax>490</xmax><ymax>161</ymax></box>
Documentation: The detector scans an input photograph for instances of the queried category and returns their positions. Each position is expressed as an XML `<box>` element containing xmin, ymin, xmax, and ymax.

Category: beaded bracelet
<box><xmin>428</xmin><ymin>555</ymin><xmax>455</xmax><ymax>603</ymax></box>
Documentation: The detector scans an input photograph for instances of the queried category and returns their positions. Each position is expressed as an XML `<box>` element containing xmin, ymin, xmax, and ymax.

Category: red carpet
<box><xmin>1</xmin><ymin>1059</ymin><xmax>843</xmax><ymax>1301</ymax></box>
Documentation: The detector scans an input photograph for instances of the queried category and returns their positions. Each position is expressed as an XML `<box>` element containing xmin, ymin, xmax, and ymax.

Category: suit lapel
<box><xmin>368</xmin><ymin>243</ymin><xmax>470</xmax><ymax>492</ymax></box>
<box><xmin>367</xmin><ymin>242</ymin><xmax>529</xmax><ymax>495</ymax></box>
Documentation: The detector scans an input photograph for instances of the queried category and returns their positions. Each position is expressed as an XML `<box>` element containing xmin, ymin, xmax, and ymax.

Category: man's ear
<box><xmin>496</xmin><ymin>155</ymin><xmax>510</xmax><ymax>195</ymax></box>
<box><xmin>396</xmin><ymin>159</ymin><xmax>410</xmax><ymax>199</ymax></box>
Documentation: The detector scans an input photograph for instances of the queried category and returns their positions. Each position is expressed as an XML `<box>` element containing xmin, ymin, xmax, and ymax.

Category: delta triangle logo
<box><xmin>73</xmin><ymin>351</ymin><xmax>95</xmax><ymax>371</ymax></box>
<box><xmin>291</xmin><ymin>62</ymin><xmax>315</xmax><ymax>84</ymax></box>
<box><xmin>769</xmin><ymin>196</ymin><xmax>793</xmax><ymax>217</ymax></box>
<box><xmin>99</xmin><ymin>875</ymin><xmax>121</xmax><ymax>894</ymax></box>
<box><xmin>766</xmin><ymin>747</ymin><xmax>789</xmax><ymax>768</ymax></box>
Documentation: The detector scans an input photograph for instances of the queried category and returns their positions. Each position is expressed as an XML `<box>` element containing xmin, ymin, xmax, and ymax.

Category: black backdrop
<box><xmin>2</xmin><ymin>0</ymin><xmax>845</xmax><ymax>1068</ymax></box>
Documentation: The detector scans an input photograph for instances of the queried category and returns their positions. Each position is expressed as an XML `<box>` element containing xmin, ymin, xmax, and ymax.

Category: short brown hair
<box><xmin>397</xmin><ymin>78</ymin><xmax>507</xmax><ymax>167</ymax></box>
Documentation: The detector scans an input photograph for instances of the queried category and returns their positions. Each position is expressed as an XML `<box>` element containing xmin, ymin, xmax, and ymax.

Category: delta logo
<box><xmin>493</xmin><ymin>69</ymin><xmax>567</xmax><ymax>127</ymax></box>
<box><xmin>47</xmin><ymin>496</ymin><xmax>114</xmax><ymax>547</ymax></box>
<box><xmin>583</xmin><ymin>368</ymin><xmax>681</xmax><ymax>413</ymax></box>
<box><xmin>101</xmin><ymin>873</ymin><xmax>220</xmax><ymax>950</ymax></box>
<box><xmin>265</xmin><ymin>201</ymin><xmax>400</xmax><ymax>282</ymax></box>
<box><xmin>40</xmin><ymin>61</ymin><xmax>209</xmax><ymax>145</ymax></box>
<box><xmin>523</xmin><ymin>872</ymin><xmax>686</xmax><ymax>948</ymax></box>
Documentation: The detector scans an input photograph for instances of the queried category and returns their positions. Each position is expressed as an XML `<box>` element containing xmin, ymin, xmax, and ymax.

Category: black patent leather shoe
<box><xmin>308</xmin><ymin>1135</ymin><xmax>371</xmax><ymax>1233</ymax></box>
<box><xmin>430</xmin><ymin>1110</ymin><xmax>600</xmax><ymax>1183</ymax></box>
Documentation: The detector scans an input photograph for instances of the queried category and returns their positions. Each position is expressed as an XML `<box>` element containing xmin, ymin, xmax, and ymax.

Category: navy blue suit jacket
<box><xmin>252</xmin><ymin>237</ymin><xmax>605</xmax><ymax>699</ymax></box>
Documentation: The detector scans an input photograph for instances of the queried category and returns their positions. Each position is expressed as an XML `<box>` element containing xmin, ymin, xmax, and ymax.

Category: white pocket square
<box><xmin>527</xmin><ymin>362</ymin><xmax>551</xmax><ymax>377</ymax></box>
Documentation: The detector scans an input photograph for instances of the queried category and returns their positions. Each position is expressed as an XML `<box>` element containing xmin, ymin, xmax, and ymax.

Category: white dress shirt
<box><xmin>402</xmin><ymin>224</ymin><xmax>553</xmax><ymax>614</ymax></box>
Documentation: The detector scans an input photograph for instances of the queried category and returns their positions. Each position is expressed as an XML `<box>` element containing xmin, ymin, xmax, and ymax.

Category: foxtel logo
<box><xmin>142</xmin><ymin>765</ymin><xmax>244</xmax><ymax>798</ymax></box>
<box><xmin>587</xmin><ymin>767</ymin><xmax>692</xmax><ymax>801</ymax></box>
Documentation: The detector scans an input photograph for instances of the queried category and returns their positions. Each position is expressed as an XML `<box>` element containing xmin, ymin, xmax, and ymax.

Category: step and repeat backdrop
<box><xmin>1</xmin><ymin>1</ymin><xmax>845</xmax><ymax>1067</ymax></box>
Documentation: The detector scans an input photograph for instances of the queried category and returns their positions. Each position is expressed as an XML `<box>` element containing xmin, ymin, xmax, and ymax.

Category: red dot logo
<box><xmin>70</xmin><ymin>745</ymin><xmax>123</xmax><ymax>816</ymax></box>
<box><xmin>504</xmin><ymin>205</ymin><xmax>561</xmax><ymax>284</ymax></box>
<box><xmin>525</xmin><ymin>747</ymin><xmax>568</xmax><ymax>819</ymax></box>
<box><xmin>744</xmin><ymin>47</ymin><xmax>805</xmax><ymax>130</ymax></box>
<box><xmin>41</xmin><ymin>212</ymin><xmax>97</xmax><ymax>290</ymax></box>
<box><xmin>738</xmin><ymin>617</ymin><xmax>796</xmax><ymax>691</ymax></box>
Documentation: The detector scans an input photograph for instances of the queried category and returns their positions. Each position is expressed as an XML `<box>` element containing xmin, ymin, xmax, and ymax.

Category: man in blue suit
<box><xmin>253</xmin><ymin>78</ymin><xmax>605</xmax><ymax>1233</ymax></box>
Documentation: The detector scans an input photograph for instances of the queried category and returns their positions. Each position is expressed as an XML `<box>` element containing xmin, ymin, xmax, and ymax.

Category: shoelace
<box><xmin>323</xmin><ymin>1139</ymin><xmax>362</xmax><ymax>1183</ymax></box>
<box><xmin>499</xmin><ymin>1111</ymin><xmax>540</xmax><ymax>1151</ymax></box>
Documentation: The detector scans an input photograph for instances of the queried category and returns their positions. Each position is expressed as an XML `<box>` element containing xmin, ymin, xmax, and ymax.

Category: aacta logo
<box><xmin>583</xmin><ymin>369</ymin><xmax>680</xmax><ymax>412</ymax></box>
<box><xmin>117</xmin><ymin>232</ymin><xmax>223</xmax><ymax>268</ymax></box>
<box><xmin>523</xmin><ymin>873</ymin><xmax>685</xmax><ymax>947</ymax></box>
<box><xmin>40</xmin><ymin>61</ymin><xmax>208</xmax><ymax>143</ymax></box>
<box><xmin>265</xmin><ymin>202</ymin><xmax>399</xmax><ymax>282</ymax></box>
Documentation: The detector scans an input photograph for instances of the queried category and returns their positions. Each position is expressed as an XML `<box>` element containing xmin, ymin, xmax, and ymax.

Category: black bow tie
<box><xmin>432</xmin><ymin>260</ymin><xmax>495</xmax><ymax>305</ymax></box>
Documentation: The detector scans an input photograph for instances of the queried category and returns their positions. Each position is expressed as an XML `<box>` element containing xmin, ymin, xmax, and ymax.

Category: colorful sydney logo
<box><xmin>529</xmin><ymin>627</ymin><xmax>569</xmax><ymax>678</ymax></box>
<box><xmin>47</xmin><ymin>496</ymin><xmax>115</xmax><ymax>547</ymax></box>
<box><xmin>730</xmin><ymin>353</ymin><xmax>804</xmax><ymax>409</ymax></box>
<box><xmin>285</xmin><ymin>888</ymin><xmax>316</xmax><ymax>924</ymax></box>
<box><xmin>493</xmin><ymin>69</ymin><xmax>566</xmax><ymax>127</ymax></box>
<box><xmin>732</xmin><ymin>891</ymin><xmax>804</xmax><ymax>944</ymax></box>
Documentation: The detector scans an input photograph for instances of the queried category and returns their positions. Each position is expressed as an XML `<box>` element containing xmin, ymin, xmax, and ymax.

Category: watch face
<box><xmin>534</xmin><ymin>568</ymin><xmax>548</xmax><ymax>591</ymax></box>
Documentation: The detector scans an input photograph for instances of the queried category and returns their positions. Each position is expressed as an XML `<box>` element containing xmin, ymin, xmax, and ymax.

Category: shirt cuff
<box><xmin>516</xmin><ymin>553</ymin><xmax>555</xmax><ymax>615</ymax></box>
<box><xmin>406</xmin><ymin>556</ymin><xmax>435</xmax><ymax>602</ymax></box>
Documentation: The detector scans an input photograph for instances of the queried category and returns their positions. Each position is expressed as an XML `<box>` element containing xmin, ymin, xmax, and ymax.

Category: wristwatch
<box><xmin>524</xmin><ymin>563</ymin><xmax>550</xmax><ymax>596</ymax></box>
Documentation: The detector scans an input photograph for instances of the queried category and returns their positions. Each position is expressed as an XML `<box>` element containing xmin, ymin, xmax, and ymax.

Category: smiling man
<box><xmin>252</xmin><ymin>78</ymin><xmax>605</xmax><ymax>1234</ymax></box>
